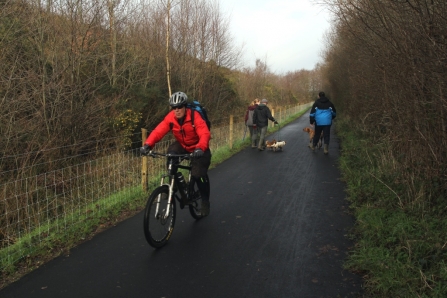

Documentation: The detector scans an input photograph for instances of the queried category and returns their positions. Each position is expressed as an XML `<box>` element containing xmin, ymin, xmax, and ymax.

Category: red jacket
<box><xmin>144</xmin><ymin>109</ymin><xmax>211</xmax><ymax>152</ymax></box>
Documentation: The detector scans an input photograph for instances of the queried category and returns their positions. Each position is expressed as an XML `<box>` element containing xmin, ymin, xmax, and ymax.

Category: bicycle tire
<box><xmin>143</xmin><ymin>185</ymin><xmax>176</xmax><ymax>248</ymax></box>
<box><xmin>188</xmin><ymin>180</ymin><xmax>204</xmax><ymax>220</ymax></box>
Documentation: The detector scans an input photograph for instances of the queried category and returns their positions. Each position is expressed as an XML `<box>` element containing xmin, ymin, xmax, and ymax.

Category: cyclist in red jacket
<box><xmin>140</xmin><ymin>91</ymin><xmax>212</xmax><ymax>216</ymax></box>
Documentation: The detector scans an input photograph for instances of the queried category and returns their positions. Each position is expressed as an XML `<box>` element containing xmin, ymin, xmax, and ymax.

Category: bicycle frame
<box><xmin>149</xmin><ymin>152</ymin><xmax>193</xmax><ymax>220</ymax></box>
<box><xmin>142</xmin><ymin>150</ymin><xmax>205</xmax><ymax>248</ymax></box>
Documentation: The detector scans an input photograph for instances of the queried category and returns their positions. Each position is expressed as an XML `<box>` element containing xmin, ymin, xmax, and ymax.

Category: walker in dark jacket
<box><xmin>253</xmin><ymin>98</ymin><xmax>277</xmax><ymax>151</ymax></box>
<box><xmin>309</xmin><ymin>92</ymin><xmax>336</xmax><ymax>154</ymax></box>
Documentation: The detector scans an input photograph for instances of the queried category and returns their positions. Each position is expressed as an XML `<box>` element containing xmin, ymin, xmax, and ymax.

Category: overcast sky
<box><xmin>220</xmin><ymin>0</ymin><xmax>333</xmax><ymax>74</ymax></box>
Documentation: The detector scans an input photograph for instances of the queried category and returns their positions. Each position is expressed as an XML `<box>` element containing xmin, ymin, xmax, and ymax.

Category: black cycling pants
<box><xmin>313</xmin><ymin>125</ymin><xmax>331</xmax><ymax>145</ymax></box>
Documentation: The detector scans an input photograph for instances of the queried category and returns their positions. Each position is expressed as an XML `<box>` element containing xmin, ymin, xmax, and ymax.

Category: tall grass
<box><xmin>337</xmin><ymin>118</ymin><xmax>447</xmax><ymax>297</ymax></box>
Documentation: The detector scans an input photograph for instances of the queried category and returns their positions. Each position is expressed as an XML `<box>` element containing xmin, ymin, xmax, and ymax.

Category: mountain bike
<box><xmin>142</xmin><ymin>151</ymin><xmax>205</xmax><ymax>248</ymax></box>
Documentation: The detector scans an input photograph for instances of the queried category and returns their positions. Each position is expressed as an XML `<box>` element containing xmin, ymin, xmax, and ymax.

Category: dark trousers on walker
<box><xmin>313</xmin><ymin>124</ymin><xmax>331</xmax><ymax>146</ymax></box>
<box><xmin>257</xmin><ymin>126</ymin><xmax>268</xmax><ymax>149</ymax></box>
<box><xmin>248</xmin><ymin>125</ymin><xmax>258</xmax><ymax>147</ymax></box>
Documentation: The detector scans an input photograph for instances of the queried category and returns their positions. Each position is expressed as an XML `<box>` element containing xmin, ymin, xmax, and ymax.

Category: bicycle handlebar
<box><xmin>144</xmin><ymin>151</ymin><xmax>194</xmax><ymax>159</ymax></box>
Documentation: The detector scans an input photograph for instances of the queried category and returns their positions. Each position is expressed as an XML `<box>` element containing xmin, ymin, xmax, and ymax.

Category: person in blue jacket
<box><xmin>309</xmin><ymin>92</ymin><xmax>336</xmax><ymax>154</ymax></box>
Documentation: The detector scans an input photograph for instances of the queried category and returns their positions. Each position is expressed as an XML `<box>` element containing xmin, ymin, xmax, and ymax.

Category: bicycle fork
<box><xmin>154</xmin><ymin>175</ymin><xmax>176</xmax><ymax>219</ymax></box>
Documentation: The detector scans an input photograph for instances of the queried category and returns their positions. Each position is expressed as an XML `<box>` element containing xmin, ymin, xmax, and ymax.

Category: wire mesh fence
<box><xmin>0</xmin><ymin>103</ymin><xmax>311</xmax><ymax>271</ymax></box>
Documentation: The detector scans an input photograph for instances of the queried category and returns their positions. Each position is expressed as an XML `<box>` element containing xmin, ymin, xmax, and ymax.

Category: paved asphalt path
<box><xmin>1</xmin><ymin>111</ymin><xmax>363</xmax><ymax>298</ymax></box>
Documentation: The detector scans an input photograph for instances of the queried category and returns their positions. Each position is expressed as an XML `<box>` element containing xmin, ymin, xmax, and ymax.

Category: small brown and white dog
<box><xmin>265</xmin><ymin>139</ymin><xmax>277</xmax><ymax>149</ymax></box>
<box><xmin>265</xmin><ymin>139</ymin><xmax>276</xmax><ymax>150</ymax></box>
<box><xmin>303</xmin><ymin>127</ymin><xmax>323</xmax><ymax>149</ymax></box>
<box><xmin>270</xmin><ymin>140</ymin><xmax>286</xmax><ymax>151</ymax></box>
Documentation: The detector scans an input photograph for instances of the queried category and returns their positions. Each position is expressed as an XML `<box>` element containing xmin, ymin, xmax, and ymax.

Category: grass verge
<box><xmin>0</xmin><ymin>187</ymin><xmax>148</xmax><ymax>288</ymax></box>
<box><xmin>336</xmin><ymin>119</ymin><xmax>447</xmax><ymax>297</ymax></box>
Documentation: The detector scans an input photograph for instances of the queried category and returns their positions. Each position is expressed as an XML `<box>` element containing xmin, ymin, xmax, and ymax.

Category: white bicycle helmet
<box><xmin>169</xmin><ymin>91</ymin><xmax>187</xmax><ymax>107</ymax></box>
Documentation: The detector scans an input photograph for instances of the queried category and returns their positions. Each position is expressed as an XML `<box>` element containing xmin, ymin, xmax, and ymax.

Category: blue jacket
<box><xmin>310</xmin><ymin>96</ymin><xmax>336</xmax><ymax>126</ymax></box>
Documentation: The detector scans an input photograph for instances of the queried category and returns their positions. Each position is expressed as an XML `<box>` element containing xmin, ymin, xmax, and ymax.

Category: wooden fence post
<box><xmin>141</xmin><ymin>128</ymin><xmax>148</xmax><ymax>191</ymax></box>
<box><xmin>229</xmin><ymin>115</ymin><xmax>234</xmax><ymax>149</ymax></box>
<box><xmin>271</xmin><ymin>108</ymin><xmax>275</xmax><ymax>128</ymax></box>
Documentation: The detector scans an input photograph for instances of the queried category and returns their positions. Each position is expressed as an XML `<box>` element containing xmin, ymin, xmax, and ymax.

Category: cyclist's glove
<box><xmin>193</xmin><ymin>148</ymin><xmax>204</xmax><ymax>158</ymax></box>
<box><xmin>140</xmin><ymin>144</ymin><xmax>151</xmax><ymax>155</ymax></box>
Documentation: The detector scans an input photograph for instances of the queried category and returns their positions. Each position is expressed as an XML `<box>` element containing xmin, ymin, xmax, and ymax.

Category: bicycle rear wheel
<box><xmin>143</xmin><ymin>185</ymin><xmax>176</xmax><ymax>248</ymax></box>
<box><xmin>188</xmin><ymin>181</ymin><xmax>203</xmax><ymax>220</ymax></box>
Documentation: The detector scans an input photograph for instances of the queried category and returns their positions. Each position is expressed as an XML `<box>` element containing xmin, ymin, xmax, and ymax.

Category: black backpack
<box><xmin>187</xmin><ymin>100</ymin><xmax>211</xmax><ymax>130</ymax></box>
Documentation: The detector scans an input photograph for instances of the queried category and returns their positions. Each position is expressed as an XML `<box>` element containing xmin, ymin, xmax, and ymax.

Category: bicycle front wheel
<box><xmin>143</xmin><ymin>185</ymin><xmax>176</xmax><ymax>248</ymax></box>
